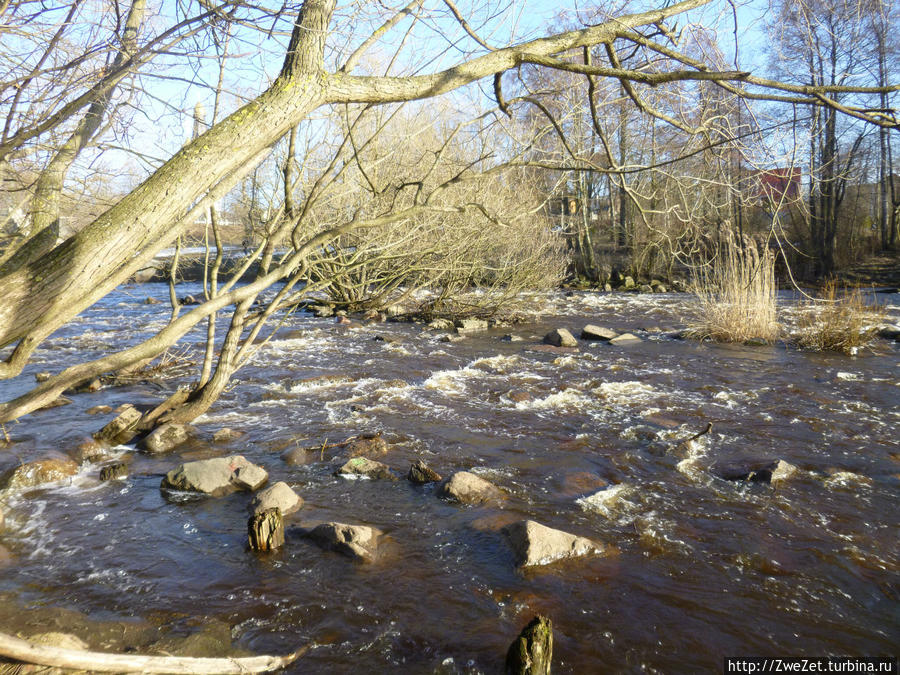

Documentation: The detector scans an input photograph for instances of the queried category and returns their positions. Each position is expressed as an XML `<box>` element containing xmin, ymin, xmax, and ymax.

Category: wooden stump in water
<box><xmin>505</xmin><ymin>615</ymin><xmax>552</xmax><ymax>675</ymax></box>
<box><xmin>248</xmin><ymin>508</ymin><xmax>284</xmax><ymax>552</ymax></box>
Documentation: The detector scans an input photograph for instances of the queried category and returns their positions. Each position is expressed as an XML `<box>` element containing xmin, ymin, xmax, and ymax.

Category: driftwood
<box><xmin>672</xmin><ymin>422</ymin><xmax>713</xmax><ymax>453</ymax></box>
<box><xmin>505</xmin><ymin>615</ymin><xmax>553</xmax><ymax>675</ymax></box>
<box><xmin>0</xmin><ymin>630</ymin><xmax>305</xmax><ymax>673</ymax></box>
<box><xmin>248</xmin><ymin>507</ymin><xmax>285</xmax><ymax>551</ymax></box>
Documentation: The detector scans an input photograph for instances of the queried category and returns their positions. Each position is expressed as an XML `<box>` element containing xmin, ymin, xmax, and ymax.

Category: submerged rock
<box><xmin>69</xmin><ymin>438</ymin><xmax>109</xmax><ymax>464</ymax></box>
<box><xmin>306</xmin><ymin>522</ymin><xmax>382</xmax><ymax>562</ymax></box>
<box><xmin>139</xmin><ymin>423</ymin><xmax>191</xmax><ymax>454</ymax></box>
<box><xmin>0</xmin><ymin>457</ymin><xmax>79</xmax><ymax>492</ymax></box>
<box><xmin>503</xmin><ymin>519</ymin><xmax>603</xmax><ymax>568</ymax></box>
<box><xmin>439</xmin><ymin>471</ymin><xmax>504</xmax><ymax>505</ymax></box>
<box><xmin>85</xmin><ymin>405</ymin><xmax>113</xmax><ymax>415</ymax></box>
<box><xmin>212</xmin><ymin>428</ymin><xmax>244</xmax><ymax>443</ymax></box>
<box><xmin>335</xmin><ymin>456</ymin><xmax>395</xmax><ymax>480</ymax></box>
<box><xmin>543</xmin><ymin>328</ymin><xmax>578</xmax><ymax>348</ymax></box>
<box><xmin>161</xmin><ymin>455</ymin><xmax>268</xmax><ymax>496</ymax></box>
<box><xmin>249</xmin><ymin>481</ymin><xmax>303</xmax><ymax>516</ymax></box>
<box><xmin>407</xmin><ymin>459</ymin><xmax>442</xmax><ymax>484</ymax></box>
<box><xmin>580</xmin><ymin>325</ymin><xmax>617</xmax><ymax>341</ymax></box>
<box><xmin>346</xmin><ymin>434</ymin><xmax>389</xmax><ymax>458</ymax></box>
<box><xmin>608</xmin><ymin>332</ymin><xmax>642</xmax><ymax>346</ymax></box>
<box><xmin>712</xmin><ymin>459</ymin><xmax>779</xmax><ymax>483</ymax></box>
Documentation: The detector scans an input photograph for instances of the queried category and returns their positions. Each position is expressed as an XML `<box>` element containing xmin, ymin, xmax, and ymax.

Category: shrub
<box><xmin>686</xmin><ymin>234</ymin><xmax>779</xmax><ymax>343</ymax></box>
<box><xmin>792</xmin><ymin>281</ymin><xmax>885</xmax><ymax>354</ymax></box>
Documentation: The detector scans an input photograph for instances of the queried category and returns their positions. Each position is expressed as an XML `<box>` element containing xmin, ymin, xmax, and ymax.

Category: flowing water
<box><xmin>0</xmin><ymin>285</ymin><xmax>897</xmax><ymax>673</ymax></box>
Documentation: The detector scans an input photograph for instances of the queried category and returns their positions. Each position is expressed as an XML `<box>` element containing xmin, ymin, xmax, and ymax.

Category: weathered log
<box><xmin>248</xmin><ymin>507</ymin><xmax>284</xmax><ymax>552</ymax></box>
<box><xmin>505</xmin><ymin>615</ymin><xmax>553</xmax><ymax>675</ymax></box>
<box><xmin>93</xmin><ymin>404</ymin><xmax>141</xmax><ymax>444</ymax></box>
<box><xmin>0</xmin><ymin>630</ymin><xmax>305</xmax><ymax>673</ymax></box>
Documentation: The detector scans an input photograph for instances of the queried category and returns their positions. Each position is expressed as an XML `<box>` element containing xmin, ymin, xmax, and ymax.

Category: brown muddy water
<box><xmin>0</xmin><ymin>284</ymin><xmax>897</xmax><ymax>673</ymax></box>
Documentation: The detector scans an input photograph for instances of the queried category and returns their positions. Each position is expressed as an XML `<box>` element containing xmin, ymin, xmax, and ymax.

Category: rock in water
<box><xmin>306</xmin><ymin>522</ymin><xmax>381</xmax><ymax>562</ymax></box>
<box><xmin>608</xmin><ymin>332</ymin><xmax>641</xmax><ymax>345</ymax></box>
<box><xmin>506</xmin><ymin>615</ymin><xmax>553</xmax><ymax>675</ymax></box>
<box><xmin>770</xmin><ymin>460</ymin><xmax>799</xmax><ymax>484</ymax></box>
<box><xmin>249</xmin><ymin>481</ymin><xmax>303</xmax><ymax>516</ymax></box>
<box><xmin>248</xmin><ymin>508</ymin><xmax>284</xmax><ymax>552</ymax></box>
<box><xmin>335</xmin><ymin>457</ymin><xmax>395</xmax><ymax>480</ymax></box>
<box><xmin>0</xmin><ymin>457</ymin><xmax>79</xmax><ymax>491</ymax></box>
<box><xmin>93</xmin><ymin>404</ymin><xmax>142</xmax><ymax>445</ymax></box>
<box><xmin>502</xmin><ymin>519</ymin><xmax>602</xmax><ymax>567</ymax></box>
<box><xmin>580</xmin><ymin>325</ymin><xmax>618</xmax><ymax>341</ymax></box>
<box><xmin>712</xmin><ymin>459</ymin><xmax>779</xmax><ymax>482</ymax></box>
<box><xmin>346</xmin><ymin>434</ymin><xmax>389</xmax><ymax>458</ymax></box>
<box><xmin>407</xmin><ymin>460</ymin><xmax>442</xmax><ymax>484</ymax></box>
<box><xmin>439</xmin><ymin>471</ymin><xmax>504</xmax><ymax>505</ymax></box>
<box><xmin>542</xmin><ymin>328</ymin><xmax>578</xmax><ymax>348</ymax></box>
<box><xmin>138</xmin><ymin>423</ymin><xmax>191</xmax><ymax>453</ymax></box>
<box><xmin>99</xmin><ymin>463</ymin><xmax>128</xmax><ymax>482</ymax></box>
<box><xmin>161</xmin><ymin>455</ymin><xmax>268</xmax><ymax>496</ymax></box>
<box><xmin>455</xmin><ymin>318</ymin><xmax>488</xmax><ymax>335</ymax></box>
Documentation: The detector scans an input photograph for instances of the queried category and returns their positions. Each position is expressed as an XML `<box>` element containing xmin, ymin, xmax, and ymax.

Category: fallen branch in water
<box><xmin>672</xmin><ymin>422</ymin><xmax>713</xmax><ymax>453</ymax></box>
<box><xmin>0</xmin><ymin>631</ymin><xmax>307</xmax><ymax>674</ymax></box>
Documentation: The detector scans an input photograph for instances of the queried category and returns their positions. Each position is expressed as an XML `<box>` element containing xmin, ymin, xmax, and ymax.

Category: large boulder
<box><xmin>306</xmin><ymin>522</ymin><xmax>382</xmax><ymax>562</ymax></box>
<box><xmin>138</xmin><ymin>423</ymin><xmax>191</xmax><ymax>454</ymax></box>
<box><xmin>249</xmin><ymin>481</ymin><xmax>303</xmax><ymax>516</ymax></box>
<box><xmin>439</xmin><ymin>471</ymin><xmax>504</xmax><ymax>505</ymax></box>
<box><xmin>335</xmin><ymin>457</ymin><xmax>395</xmax><ymax>480</ymax></box>
<box><xmin>407</xmin><ymin>460</ymin><xmax>442</xmax><ymax>485</ymax></box>
<box><xmin>580</xmin><ymin>325</ymin><xmax>618</xmax><ymax>341</ymax></box>
<box><xmin>502</xmin><ymin>519</ymin><xmax>603</xmax><ymax>568</ymax></box>
<box><xmin>543</xmin><ymin>328</ymin><xmax>578</xmax><ymax>348</ymax></box>
<box><xmin>0</xmin><ymin>457</ymin><xmax>79</xmax><ymax>492</ymax></box>
<box><xmin>161</xmin><ymin>455</ymin><xmax>268</xmax><ymax>496</ymax></box>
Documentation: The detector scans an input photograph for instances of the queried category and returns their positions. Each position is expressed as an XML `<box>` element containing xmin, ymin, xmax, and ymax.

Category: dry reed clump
<box><xmin>686</xmin><ymin>235</ymin><xmax>779</xmax><ymax>344</ymax></box>
<box><xmin>791</xmin><ymin>281</ymin><xmax>885</xmax><ymax>354</ymax></box>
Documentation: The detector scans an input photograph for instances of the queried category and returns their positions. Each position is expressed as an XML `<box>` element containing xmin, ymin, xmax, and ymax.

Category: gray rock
<box><xmin>212</xmin><ymin>428</ymin><xmax>244</xmax><ymax>443</ymax></box>
<box><xmin>638</xmin><ymin>284</ymin><xmax>653</xmax><ymax>293</ymax></box>
<box><xmin>712</xmin><ymin>459</ymin><xmax>779</xmax><ymax>482</ymax></box>
<box><xmin>335</xmin><ymin>456</ymin><xmax>395</xmax><ymax>480</ymax></box>
<box><xmin>69</xmin><ymin>439</ymin><xmax>109</xmax><ymax>464</ymax></box>
<box><xmin>543</xmin><ymin>328</ymin><xmax>578</xmax><ymax>348</ymax></box>
<box><xmin>161</xmin><ymin>455</ymin><xmax>268</xmax><ymax>496</ymax></box>
<box><xmin>407</xmin><ymin>460</ymin><xmax>442</xmax><ymax>484</ymax></box>
<box><xmin>455</xmin><ymin>318</ymin><xmax>488</xmax><ymax>335</ymax></box>
<box><xmin>877</xmin><ymin>324</ymin><xmax>900</xmax><ymax>341</ymax></box>
<box><xmin>85</xmin><ymin>405</ymin><xmax>113</xmax><ymax>415</ymax></box>
<box><xmin>654</xmin><ymin>284</ymin><xmax>667</xmax><ymax>293</ymax></box>
<box><xmin>139</xmin><ymin>423</ymin><xmax>191</xmax><ymax>453</ymax></box>
<box><xmin>609</xmin><ymin>332</ymin><xmax>642</xmax><ymax>345</ymax></box>
<box><xmin>439</xmin><ymin>471</ymin><xmax>504</xmax><ymax>505</ymax></box>
<box><xmin>249</xmin><ymin>481</ymin><xmax>302</xmax><ymax>516</ymax></box>
<box><xmin>500</xmin><ymin>334</ymin><xmax>524</xmax><ymax>342</ymax></box>
<box><xmin>580</xmin><ymin>325</ymin><xmax>618</xmax><ymax>341</ymax></box>
<box><xmin>306</xmin><ymin>522</ymin><xmax>382</xmax><ymax>562</ymax></box>
<box><xmin>622</xmin><ymin>276</ymin><xmax>635</xmax><ymax>289</ymax></box>
<box><xmin>35</xmin><ymin>371</ymin><xmax>52</xmax><ymax>383</ymax></box>
<box><xmin>99</xmin><ymin>462</ymin><xmax>128</xmax><ymax>482</ymax></box>
<box><xmin>502</xmin><ymin>519</ymin><xmax>603</xmax><ymax>567</ymax></box>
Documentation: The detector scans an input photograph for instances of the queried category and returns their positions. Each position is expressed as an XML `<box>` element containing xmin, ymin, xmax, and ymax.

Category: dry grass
<box><xmin>686</xmin><ymin>235</ymin><xmax>779</xmax><ymax>344</ymax></box>
<box><xmin>792</xmin><ymin>281</ymin><xmax>885</xmax><ymax>354</ymax></box>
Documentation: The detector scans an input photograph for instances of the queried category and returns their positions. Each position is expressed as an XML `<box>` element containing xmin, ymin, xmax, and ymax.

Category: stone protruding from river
<box><xmin>580</xmin><ymin>325</ymin><xmax>618</xmax><ymax>341</ymax></box>
<box><xmin>543</xmin><ymin>328</ymin><xmax>578</xmax><ymax>348</ymax></box>
<box><xmin>69</xmin><ymin>438</ymin><xmax>109</xmax><ymax>464</ymax></box>
<box><xmin>85</xmin><ymin>404</ymin><xmax>113</xmax><ymax>415</ymax></box>
<box><xmin>212</xmin><ymin>427</ymin><xmax>244</xmax><ymax>444</ymax></box>
<box><xmin>455</xmin><ymin>318</ymin><xmax>488</xmax><ymax>335</ymax></box>
<box><xmin>609</xmin><ymin>332</ymin><xmax>642</xmax><ymax>345</ymax></box>
<box><xmin>439</xmin><ymin>471</ymin><xmax>504</xmax><ymax>505</ymax></box>
<box><xmin>161</xmin><ymin>455</ymin><xmax>268</xmax><ymax>496</ymax></box>
<box><xmin>505</xmin><ymin>615</ymin><xmax>553</xmax><ymax>675</ymax></box>
<box><xmin>427</xmin><ymin>318</ymin><xmax>455</xmax><ymax>331</ymax></box>
<box><xmin>249</xmin><ymin>481</ymin><xmax>303</xmax><ymax>516</ymax></box>
<box><xmin>99</xmin><ymin>463</ymin><xmax>128</xmax><ymax>482</ymax></box>
<box><xmin>248</xmin><ymin>508</ymin><xmax>284</xmax><ymax>552</ymax></box>
<box><xmin>346</xmin><ymin>434</ymin><xmax>389</xmax><ymax>458</ymax></box>
<box><xmin>712</xmin><ymin>459</ymin><xmax>779</xmax><ymax>483</ymax></box>
<box><xmin>407</xmin><ymin>460</ymin><xmax>442</xmax><ymax>485</ymax></box>
<box><xmin>307</xmin><ymin>522</ymin><xmax>382</xmax><ymax>562</ymax></box>
<box><xmin>503</xmin><ymin>519</ymin><xmax>602</xmax><ymax>568</ymax></box>
<box><xmin>0</xmin><ymin>457</ymin><xmax>79</xmax><ymax>492</ymax></box>
<box><xmin>335</xmin><ymin>457</ymin><xmax>395</xmax><ymax>480</ymax></box>
<box><xmin>138</xmin><ymin>423</ymin><xmax>191</xmax><ymax>454</ymax></box>
<box><xmin>93</xmin><ymin>404</ymin><xmax>142</xmax><ymax>445</ymax></box>
<box><xmin>770</xmin><ymin>460</ymin><xmax>800</xmax><ymax>485</ymax></box>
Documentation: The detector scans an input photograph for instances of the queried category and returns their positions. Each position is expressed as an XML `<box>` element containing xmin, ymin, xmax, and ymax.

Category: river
<box><xmin>0</xmin><ymin>284</ymin><xmax>897</xmax><ymax>673</ymax></box>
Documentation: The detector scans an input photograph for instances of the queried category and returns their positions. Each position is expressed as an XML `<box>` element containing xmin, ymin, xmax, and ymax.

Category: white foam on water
<box><xmin>423</xmin><ymin>366</ymin><xmax>481</xmax><ymax>395</ymax></box>
<box><xmin>515</xmin><ymin>388</ymin><xmax>593</xmax><ymax>412</ymax></box>
<box><xmin>824</xmin><ymin>471</ymin><xmax>873</xmax><ymax>489</ymax></box>
<box><xmin>836</xmin><ymin>372</ymin><xmax>860</xmax><ymax>381</ymax></box>
<box><xmin>577</xmin><ymin>484</ymin><xmax>636</xmax><ymax>519</ymax></box>
<box><xmin>593</xmin><ymin>381</ymin><xmax>657</xmax><ymax>404</ymax></box>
